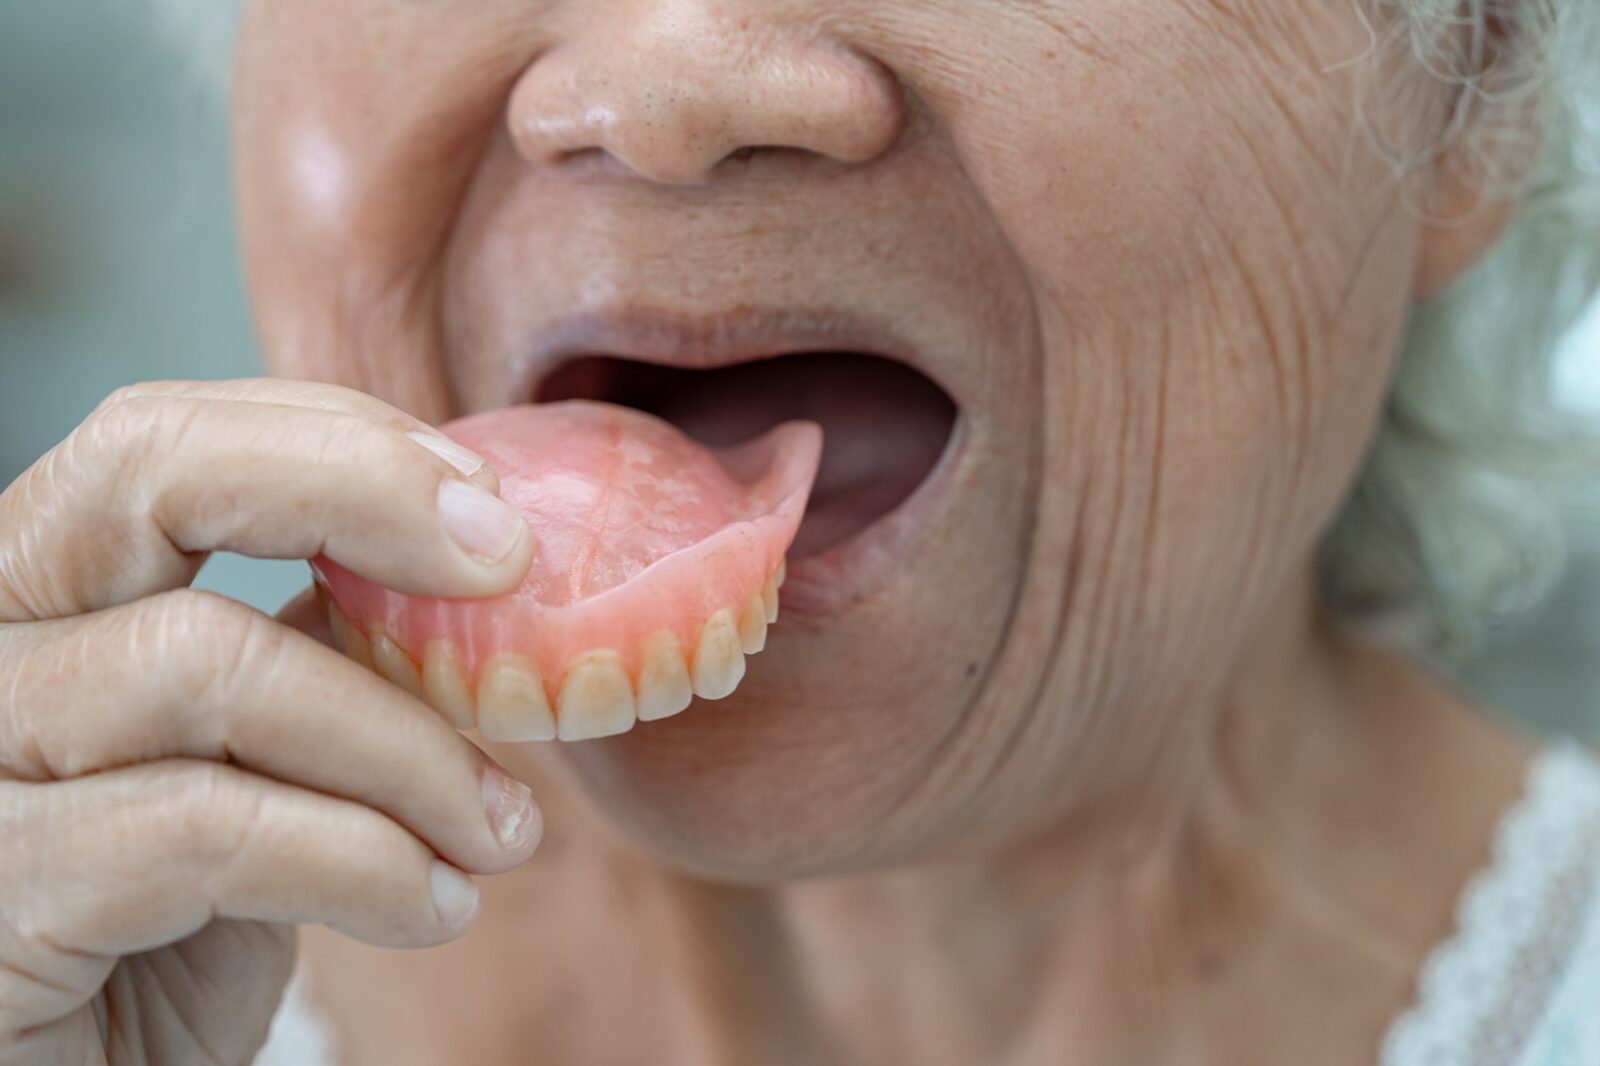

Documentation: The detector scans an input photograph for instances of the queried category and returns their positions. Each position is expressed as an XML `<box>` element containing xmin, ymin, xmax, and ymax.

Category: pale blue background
<box><xmin>3</xmin><ymin>3</ymin><xmax>1599</xmax><ymax>738</ymax></box>
<box><xmin>0</xmin><ymin>2</ymin><xmax>302</xmax><ymax>612</ymax></box>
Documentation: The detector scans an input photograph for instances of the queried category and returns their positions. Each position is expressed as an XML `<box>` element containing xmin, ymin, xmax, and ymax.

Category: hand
<box><xmin>0</xmin><ymin>380</ymin><xmax>542</xmax><ymax>1066</ymax></box>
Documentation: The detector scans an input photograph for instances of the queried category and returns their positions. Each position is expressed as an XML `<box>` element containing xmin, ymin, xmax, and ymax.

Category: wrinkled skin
<box><xmin>0</xmin><ymin>0</ymin><xmax>1535</xmax><ymax>1063</ymax></box>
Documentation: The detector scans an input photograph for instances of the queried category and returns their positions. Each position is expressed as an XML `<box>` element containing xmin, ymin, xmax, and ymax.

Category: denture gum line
<box><xmin>317</xmin><ymin>560</ymin><xmax>787</xmax><ymax>742</ymax></box>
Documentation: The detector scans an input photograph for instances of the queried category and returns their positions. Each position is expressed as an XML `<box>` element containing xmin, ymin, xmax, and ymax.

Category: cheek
<box><xmin>877</xmin><ymin>5</ymin><xmax>1418</xmax><ymax>748</ymax></box>
<box><xmin>232</xmin><ymin>0</ymin><xmax>540</xmax><ymax>419</ymax></box>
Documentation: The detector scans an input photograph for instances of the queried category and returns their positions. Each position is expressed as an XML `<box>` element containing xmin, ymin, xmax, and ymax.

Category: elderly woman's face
<box><xmin>233</xmin><ymin>0</ymin><xmax>1431</xmax><ymax>876</ymax></box>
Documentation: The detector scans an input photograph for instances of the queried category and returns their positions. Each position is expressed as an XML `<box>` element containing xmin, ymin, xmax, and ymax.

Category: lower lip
<box><xmin>780</xmin><ymin>415</ymin><xmax>970</xmax><ymax>618</ymax></box>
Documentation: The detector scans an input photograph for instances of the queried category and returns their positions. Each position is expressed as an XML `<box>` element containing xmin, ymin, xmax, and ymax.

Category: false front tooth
<box><xmin>691</xmin><ymin>609</ymin><xmax>746</xmax><ymax>700</ymax></box>
<box><xmin>761</xmin><ymin>577</ymin><xmax>779</xmax><ymax>624</ymax></box>
<box><xmin>737</xmin><ymin>594</ymin><xmax>768</xmax><ymax>654</ymax></box>
<box><xmin>637</xmin><ymin>630</ymin><xmax>693</xmax><ymax>722</ymax></box>
<box><xmin>422</xmin><ymin>641</ymin><xmax>476</xmax><ymax>731</ymax></box>
<box><xmin>330</xmin><ymin>605</ymin><xmax>375</xmax><ymax>670</ymax></box>
<box><xmin>344</xmin><ymin>627</ymin><xmax>375</xmax><ymax>670</ymax></box>
<box><xmin>370</xmin><ymin>633</ymin><xmax>425</xmax><ymax>699</ymax></box>
<box><xmin>477</xmin><ymin>655</ymin><xmax>556</xmax><ymax>742</ymax></box>
<box><xmin>557</xmin><ymin>651</ymin><xmax>637</xmax><ymax>741</ymax></box>
<box><xmin>775</xmin><ymin>558</ymin><xmax>787</xmax><ymax>589</ymax></box>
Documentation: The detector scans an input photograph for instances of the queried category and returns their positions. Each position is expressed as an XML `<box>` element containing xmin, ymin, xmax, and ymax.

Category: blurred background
<box><xmin>3</xmin><ymin>3</ymin><xmax>1599</xmax><ymax>739</ymax></box>
<box><xmin>0</xmin><ymin>3</ymin><xmax>298</xmax><ymax>609</ymax></box>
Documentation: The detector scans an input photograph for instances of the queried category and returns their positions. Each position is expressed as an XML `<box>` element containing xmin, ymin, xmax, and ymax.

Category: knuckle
<box><xmin>150</xmin><ymin>763</ymin><xmax>263</xmax><ymax>870</ymax></box>
<box><xmin>145</xmin><ymin>587</ymin><xmax>247</xmax><ymax>642</ymax></box>
<box><xmin>84</xmin><ymin>388</ymin><xmax>220</xmax><ymax>467</ymax></box>
<box><xmin>92</xmin><ymin>381</ymin><xmax>158</xmax><ymax>413</ymax></box>
<box><xmin>143</xmin><ymin>590</ymin><xmax>286</xmax><ymax>705</ymax></box>
<box><xmin>78</xmin><ymin>393</ymin><xmax>171</xmax><ymax>470</ymax></box>
<box><xmin>86</xmin><ymin>384</ymin><xmax>193</xmax><ymax>447</ymax></box>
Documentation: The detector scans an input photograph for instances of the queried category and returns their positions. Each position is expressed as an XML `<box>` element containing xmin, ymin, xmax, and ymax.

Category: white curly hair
<box><xmin>1322</xmin><ymin>1</ymin><xmax>1600</xmax><ymax>655</ymax></box>
<box><xmin>155</xmin><ymin>0</ymin><xmax>1600</xmax><ymax>657</ymax></box>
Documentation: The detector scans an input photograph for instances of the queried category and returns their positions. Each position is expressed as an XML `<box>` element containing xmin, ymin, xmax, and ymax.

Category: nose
<box><xmin>507</xmin><ymin>1</ymin><xmax>907</xmax><ymax>185</ymax></box>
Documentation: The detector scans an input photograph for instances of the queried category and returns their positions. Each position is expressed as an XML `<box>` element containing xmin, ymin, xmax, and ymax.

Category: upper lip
<box><xmin>515</xmin><ymin>304</ymin><xmax>935</xmax><ymax>397</ymax></box>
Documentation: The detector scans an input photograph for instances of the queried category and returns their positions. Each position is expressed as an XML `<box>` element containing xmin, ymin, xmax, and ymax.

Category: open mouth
<box><xmin>311</xmin><ymin>329</ymin><xmax>959</xmax><ymax>743</ymax></box>
<box><xmin>534</xmin><ymin>351</ymin><xmax>958</xmax><ymax>559</ymax></box>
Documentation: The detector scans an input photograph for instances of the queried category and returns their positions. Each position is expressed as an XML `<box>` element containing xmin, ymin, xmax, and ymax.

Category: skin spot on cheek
<box><xmin>287</xmin><ymin>122</ymin><xmax>352</xmax><ymax>231</ymax></box>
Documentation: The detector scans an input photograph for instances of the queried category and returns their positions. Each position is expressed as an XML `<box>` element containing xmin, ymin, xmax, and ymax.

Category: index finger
<box><xmin>0</xmin><ymin>388</ymin><xmax>533</xmax><ymax>622</ymax></box>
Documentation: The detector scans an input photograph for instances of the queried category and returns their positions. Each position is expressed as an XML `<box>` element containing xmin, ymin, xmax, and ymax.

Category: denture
<box><xmin>312</xmin><ymin>401</ymin><xmax>820</xmax><ymax>741</ymax></box>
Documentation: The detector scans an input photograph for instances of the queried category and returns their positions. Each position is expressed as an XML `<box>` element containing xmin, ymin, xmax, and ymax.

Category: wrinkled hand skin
<box><xmin>0</xmin><ymin>380</ymin><xmax>542</xmax><ymax>1065</ymax></box>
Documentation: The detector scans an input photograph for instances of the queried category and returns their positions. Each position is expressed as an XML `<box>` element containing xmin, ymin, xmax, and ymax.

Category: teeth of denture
<box><xmin>370</xmin><ymin>632</ymin><xmax>425</xmax><ymax>700</ymax></box>
<box><xmin>691</xmin><ymin>609</ymin><xmax>746</xmax><ymax>700</ymax></box>
<box><xmin>422</xmin><ymin>641</ymin><xmax>476</xmax><ymax>731</ymax></box>
<box><xmin>326</xmin><ymin>557</ymin><xmax>793</xmax><ymax>740</ymax></box>
<box><xmin>328</xmin><ymin>603</ymin><xmax>375</xmax><ymax>670</ymax></box>
<box><xmin>477</xmin><ymin>655</ymin><xmax>557</xmax><ymax>743</ymax></box>
<box><xmin>556</xmin><ymin>650</ymin><xmax>637</xmax><ymax>741</ymax></box>
<box><xmin>761</xmin><ymin>576</ymin><xmax>779</xmax><ymax>625</ymax></box>
<box><xmin>637</xmin><ymin>630</ymin><xmax>694</xmax><ymax>722</ymax></box>
<box><xmin>737</xmin><ymin>594</ymin><xmax>768</xmax><ymax>655</ymax></box>
<box><xmin>344</xmin><ymin>628</ymin><xmax>374</xmax><ymax>670</ymax></box>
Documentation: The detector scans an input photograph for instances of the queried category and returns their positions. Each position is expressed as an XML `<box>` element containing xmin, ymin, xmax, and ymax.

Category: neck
<box><xmin>366</xmin><ymin>575</ymin><xmax>1544</xmax><ymax>1066</ymax></box>
<box><xmin>656</xmin><ymin>579</ymin><xmax>1535</xmax><ymax>1065</ymax></box>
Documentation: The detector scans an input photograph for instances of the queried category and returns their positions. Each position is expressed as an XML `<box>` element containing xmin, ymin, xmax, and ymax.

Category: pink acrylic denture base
<box><xmin>313</xmin><ymin>402</ymin><xmax>821</xmax><ymax>701</ymax></box>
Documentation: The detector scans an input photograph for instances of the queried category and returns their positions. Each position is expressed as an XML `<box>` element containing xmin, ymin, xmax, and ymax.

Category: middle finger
<box><xmin>0</xmin><ymin>589</ymin><xmax>542</xmax><ymax>875</ymax></box>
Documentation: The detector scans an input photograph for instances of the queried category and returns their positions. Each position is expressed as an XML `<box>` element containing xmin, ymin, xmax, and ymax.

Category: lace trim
<box><xmin>1379</xmin><ymin>742</ymin><xmax>1600</xmax><ymax>1066</ymax></box>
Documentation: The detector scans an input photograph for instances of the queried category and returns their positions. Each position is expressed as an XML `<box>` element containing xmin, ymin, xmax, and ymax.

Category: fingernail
<box><xmin>438</xmin><ymin>479</ymin><xmax>526</xmax><ymax>564</ymax></box>
<box><xmin>483</xmin><ymin>764</ymin><xmax>542</xmax><ymax>852</ymax></box>
<box><xmin>407</xmin><ymin>431</ymin><xmax>486</xmax><ymax>478</ymax></box>
<box><xmin>430</xmin><ymin>861</ymin><xmax>480</xmax><ymax>930</ymax></box>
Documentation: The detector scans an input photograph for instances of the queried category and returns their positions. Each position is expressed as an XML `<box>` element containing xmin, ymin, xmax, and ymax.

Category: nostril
<box><xmin>726</xmin><ymin>146</ymin><xmax>762</xmax><ymax>164</ymax></box>
<box><xmin>551</xmin><ymin>146</ymin><xmax>611</xmax><ymax>171</ymax></box>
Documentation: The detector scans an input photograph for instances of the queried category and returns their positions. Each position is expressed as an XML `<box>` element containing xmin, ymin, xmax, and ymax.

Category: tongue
<box><xmin>449</xmin><ymin>401</ymin><xmax>821</xmax><ymax>606</ymax></box>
